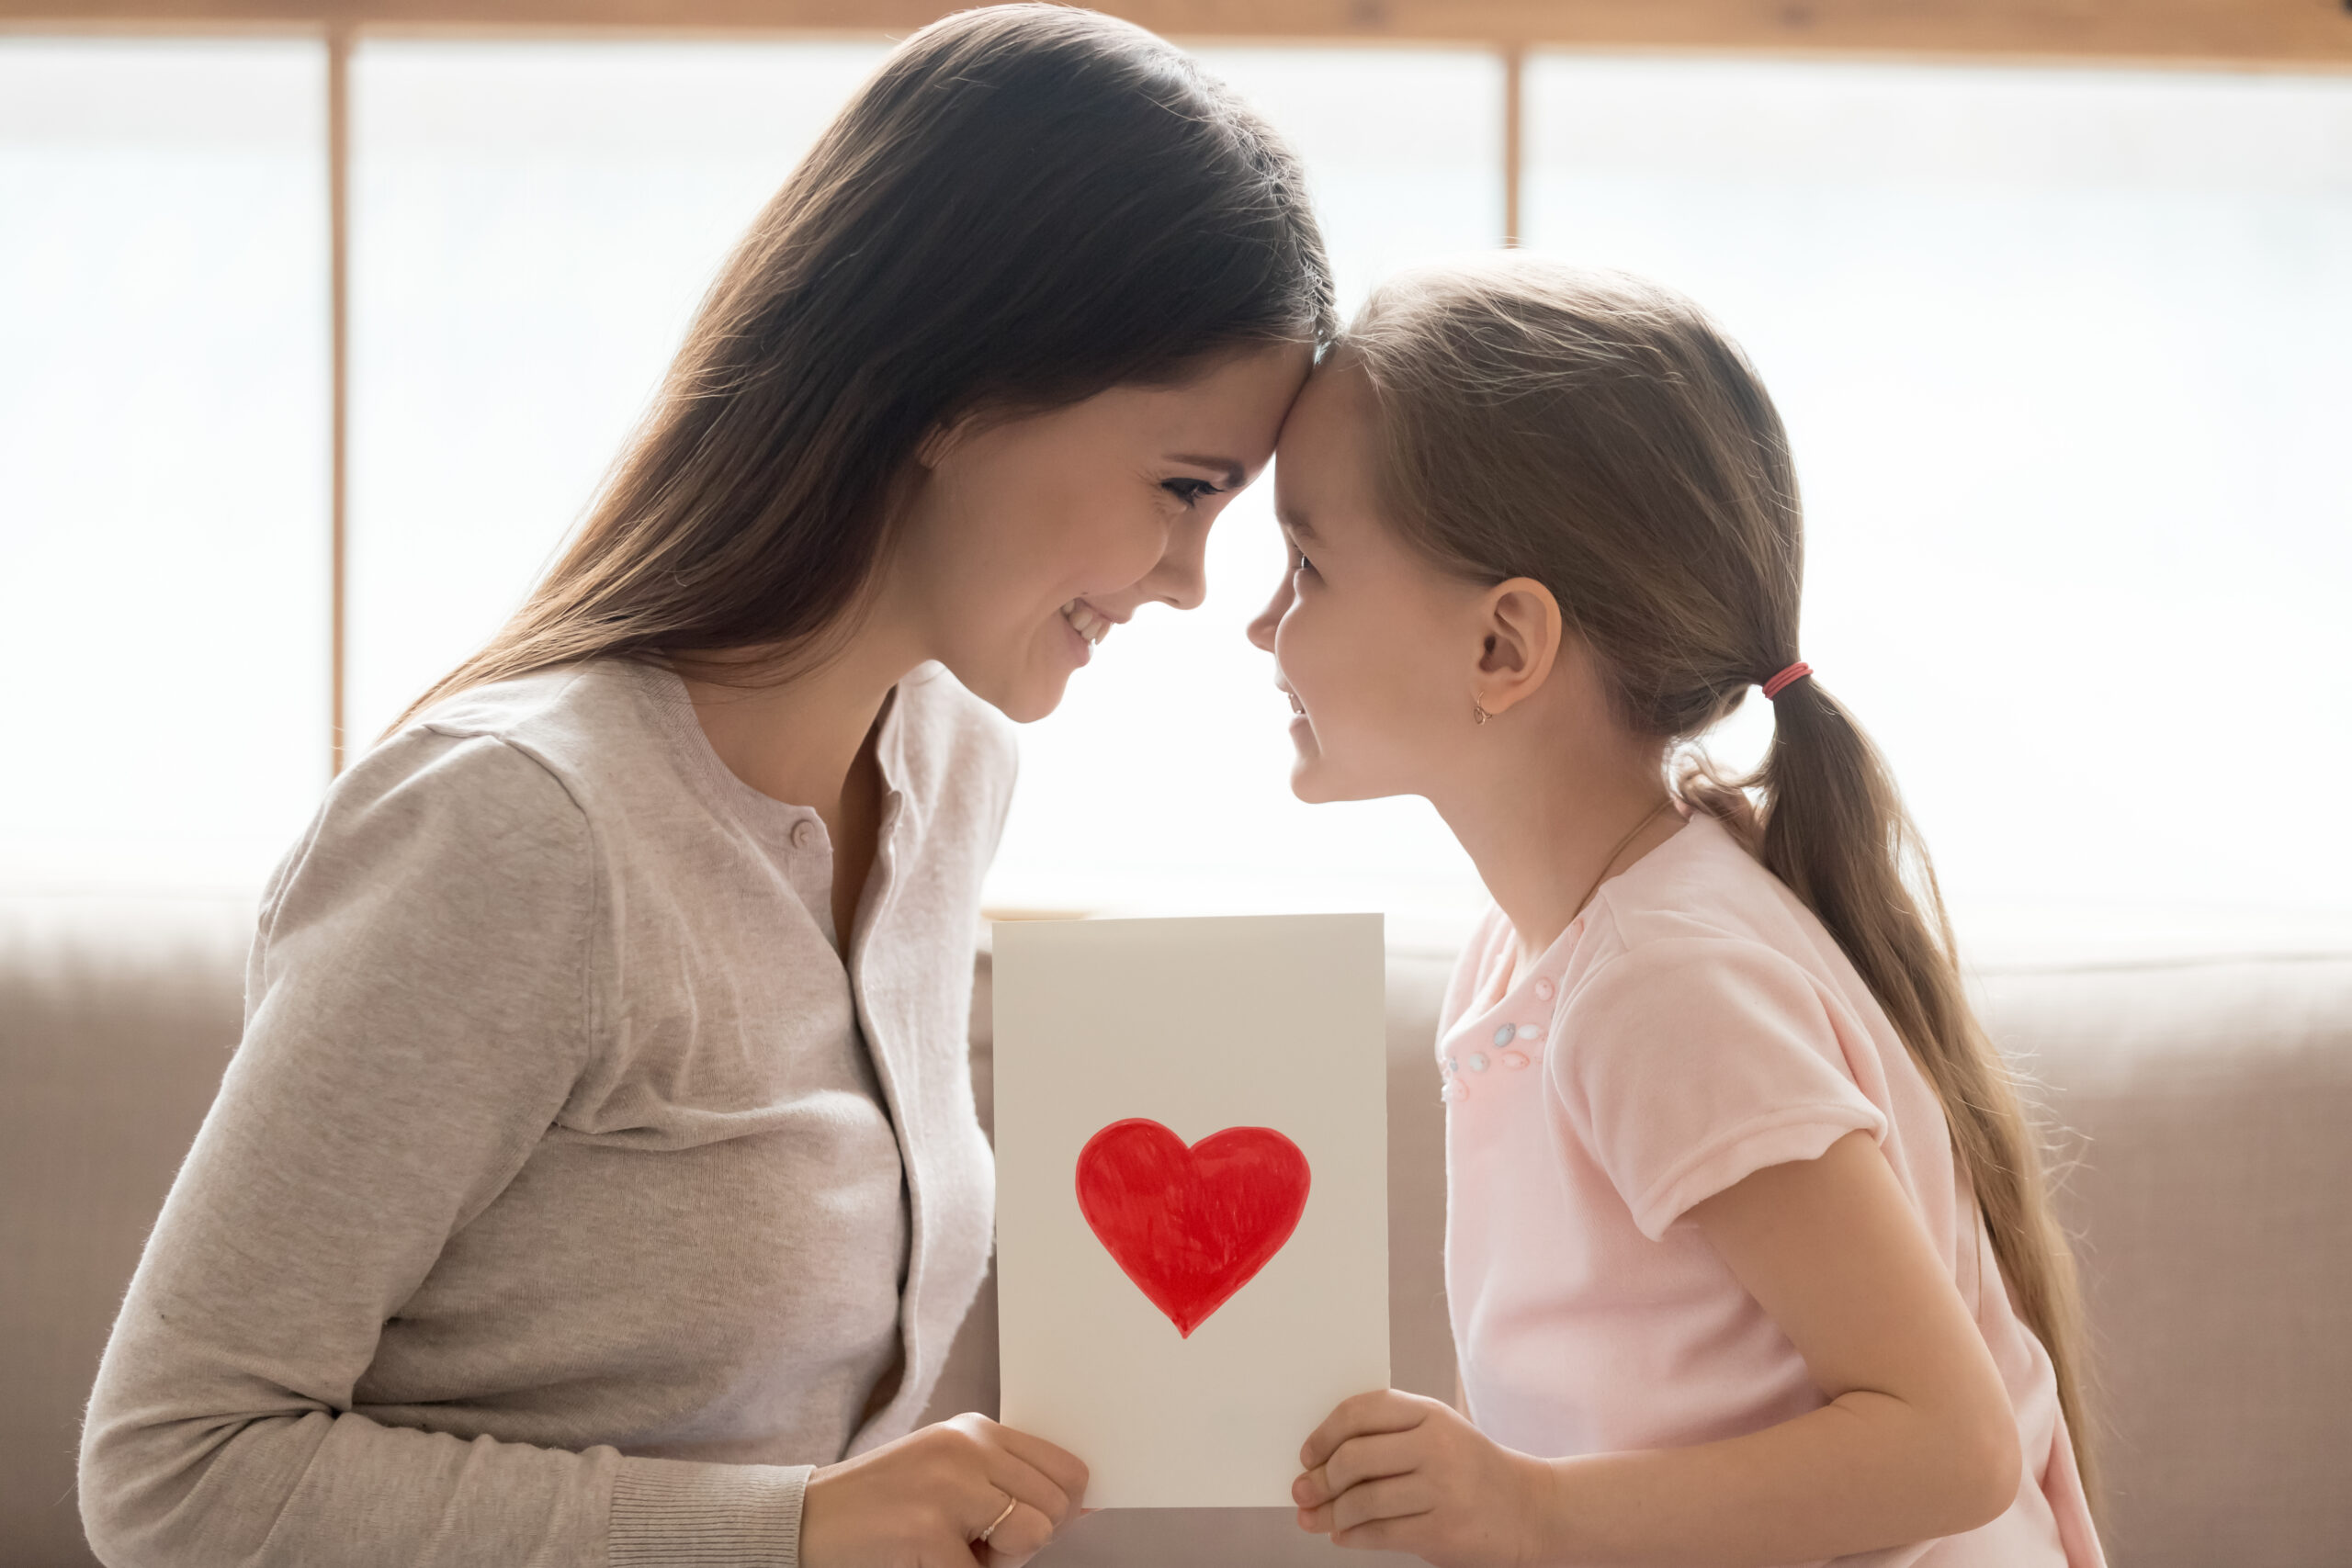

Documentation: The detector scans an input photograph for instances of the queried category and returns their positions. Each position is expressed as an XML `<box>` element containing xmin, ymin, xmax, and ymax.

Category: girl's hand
<box><xmin>1293</xmin><ymin>1390</ymin><xmax>1552</xmax><ymax>1565</ymax></box>
<box><xmin>800</xmin><ymin>1413</ymin><xmax>1089</xmax><ymax>1568</ymax></box>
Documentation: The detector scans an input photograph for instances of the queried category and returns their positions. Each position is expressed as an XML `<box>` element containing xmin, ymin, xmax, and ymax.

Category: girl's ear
<box><xmin>1473</xmin><ymin>576</ymin><xmax>1564</xmax><ymax>718</ymax></box>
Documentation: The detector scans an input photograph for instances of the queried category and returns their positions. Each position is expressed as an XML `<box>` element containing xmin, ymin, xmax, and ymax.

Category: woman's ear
<box><xmin>1472</xmin><ymin>576</ymin><xmax>1563</xmax><ymax>718</ymax></box>
<box><xmin>915</xmin><ymin>415</ymin><xmax>969</xmax><ymax>470</ymax></box>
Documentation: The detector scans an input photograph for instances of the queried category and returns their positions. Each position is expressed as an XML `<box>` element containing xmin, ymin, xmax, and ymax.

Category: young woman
<box><xmin>1255</xmin><ymin>259</ymin><xmax>2103</xmax><ymax>1565</ymax></box>
<box><xmin>79</xmin><ymin>9</ymin><xmax>1329</xmax><ymax>1566</ymax></box>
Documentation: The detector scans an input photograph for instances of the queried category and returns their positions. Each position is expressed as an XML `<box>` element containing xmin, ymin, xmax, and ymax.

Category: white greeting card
<box><xmin>992</xmin><ymin>913</ymin><xmax>1390</xmax><ymax>1508</ymax></box>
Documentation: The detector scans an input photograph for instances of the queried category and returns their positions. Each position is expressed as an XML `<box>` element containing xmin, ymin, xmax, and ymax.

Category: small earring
<box><xmin>1473</xmin><ymin>695</ymin><xmax>1490</xmax><ymax>726</ymax></box>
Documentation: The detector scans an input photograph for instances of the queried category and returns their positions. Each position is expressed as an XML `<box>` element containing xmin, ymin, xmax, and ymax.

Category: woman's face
<box><xmin>1247</xmin><ymin>361</ymin><xmax>1489</xmax><ymax>803</ymax></box>
<box><xmin>888</xmin><ymin>341</ymin><xmax>1312</xmax><ymax>723</ymax></box>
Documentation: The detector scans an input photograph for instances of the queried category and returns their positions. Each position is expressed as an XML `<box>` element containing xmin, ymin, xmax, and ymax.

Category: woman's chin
<box><xmin>948</xmin><ymin>654</ymin><xmax>1072</xmax><ymax>726</ymax></box>
<box><xmin>998</xmin><ymin>677</ymin><xmax>1072</xmax><ymax>726</ymax></box>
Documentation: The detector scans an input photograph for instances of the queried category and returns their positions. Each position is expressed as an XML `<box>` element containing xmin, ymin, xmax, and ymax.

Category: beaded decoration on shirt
<box><xmin>1441</xmin><ymin>973</ymin><xmax>1556</xmax><ymax>1103</ymax></box>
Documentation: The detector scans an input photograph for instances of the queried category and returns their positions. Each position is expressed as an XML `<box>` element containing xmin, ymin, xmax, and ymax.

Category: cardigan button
<box><xmin>790</xmin><ymin>819</ymin><xmax>820</xmax><ymax>852</ymax></box>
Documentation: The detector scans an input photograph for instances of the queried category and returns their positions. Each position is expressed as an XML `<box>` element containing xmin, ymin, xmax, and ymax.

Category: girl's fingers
<box><xmin>1299</xmin><ymin>1390</ymin><xmax>1429</xmax><ymax>1469</ymax></box>
<box><xmin>986</xmin><ymin>1419</ymin><xmax>1091</xmax><ymax>1506</ymax></box>
<box><xmin>1329</xmin><ymin>1473</ymin><xmax>1432</xmax><ymax>1535</ymax></box>
<box><xmin>1331</xmin><ymin>1515</ymin><xmax>1419</xmax><ymax>1553</ymax></box>
<box><xmin>1321</xmin><ymin>1428</ymin><xmax>1424</xmax><ymax>1496</ymax></box>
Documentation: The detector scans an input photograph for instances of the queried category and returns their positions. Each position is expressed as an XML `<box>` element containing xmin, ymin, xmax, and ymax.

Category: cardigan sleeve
<box><xmin>78</xmin><ymin>730</ymin><xmax>808</xmax><ymax>1568</ymax></box>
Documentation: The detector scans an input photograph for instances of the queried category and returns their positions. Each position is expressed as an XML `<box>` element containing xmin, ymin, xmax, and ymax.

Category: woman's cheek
<box><xmin>1079</xmin><ymin>492</ymin><xmax>1172</xmax><ymax>593</ymax></box>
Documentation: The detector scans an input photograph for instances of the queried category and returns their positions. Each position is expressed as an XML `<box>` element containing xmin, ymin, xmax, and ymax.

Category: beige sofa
<box><xmin>6</xmin><ymin>892</ymin><xmax>2349</xmax><ymax>1567</ymax></box>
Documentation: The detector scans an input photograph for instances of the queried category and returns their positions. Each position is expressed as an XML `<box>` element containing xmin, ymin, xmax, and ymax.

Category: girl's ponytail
<box><xmin>1742</xmin><ymin>674</ymin><xmax>2095</xmax><ymax>1497</ymax></box>
<box><xmin>1344</xmin><ymin>255</ymin><xmax>2096</xmax><ymax>1495</ymax></box>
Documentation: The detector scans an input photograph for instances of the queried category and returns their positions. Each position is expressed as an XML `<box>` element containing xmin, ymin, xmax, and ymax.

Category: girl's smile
<box><xmin>1247</xmin><ymin>360</ymin><xmax>1489</xmax><ymax>806</ymax></box>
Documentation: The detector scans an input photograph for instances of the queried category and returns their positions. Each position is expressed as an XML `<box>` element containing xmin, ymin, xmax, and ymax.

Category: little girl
<box><xmin>1250</xmin><ymin>258</ymin><xmax>2103</xmax><ymax>1566</ymax></box>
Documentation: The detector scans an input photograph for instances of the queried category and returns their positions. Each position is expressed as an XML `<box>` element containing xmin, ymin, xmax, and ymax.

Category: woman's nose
<box><xmin>1144</xmin><ymin>517</ymin><xmax>1211</xmax><ymax>612</ymax></box>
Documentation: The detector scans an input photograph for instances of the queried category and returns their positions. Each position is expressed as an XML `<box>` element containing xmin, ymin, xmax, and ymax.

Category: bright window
<box><xmin>347</xmin><ymin>39</ymin><xmax>890</xmax><ymax>747</ymax></box>
<box><xmin>0</xmin><ymin>39</ymin><xmax>328</xmax><ymax>890</ymax></box>
<box><xmin>4</xmin><ymin>37</ymin><xmax>2346</xmax><ymax>946</ymax></box>
<box><xmin>1524</xmin><ymin>57</ymin><xmax>2352</xmax><ymax>931</ymax></box>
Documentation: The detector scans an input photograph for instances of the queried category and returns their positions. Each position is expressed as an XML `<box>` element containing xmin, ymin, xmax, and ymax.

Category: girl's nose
<box><xmin>1246</xmin><ymin>576</ymin><xmax>1293</xmax><ymax>653</ymax></box>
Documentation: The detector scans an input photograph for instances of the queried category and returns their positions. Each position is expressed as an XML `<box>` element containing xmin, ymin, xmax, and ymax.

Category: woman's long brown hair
<box><xmin>393</xmin><ymin>4</ymin><xmax>1333</xmax><ymax>733</ymax></box>
<box><xmin>1343</xmin><ymin>256</ymin><xmax>2095</xmax><ymax>1494</ymax></box>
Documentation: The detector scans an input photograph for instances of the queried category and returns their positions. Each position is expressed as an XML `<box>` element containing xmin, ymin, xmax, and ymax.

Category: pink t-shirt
<box><xmin>1441</xmin><ymin>813</ymin><xmax>2102</xmax><ymax>1568</ymax></box>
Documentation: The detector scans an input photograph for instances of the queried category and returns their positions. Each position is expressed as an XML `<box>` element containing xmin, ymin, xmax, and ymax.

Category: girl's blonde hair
<box><xmin>1341</xmin><ymin>255</ymin><xmax>2094</xmax><ymax>1490</ymax></box>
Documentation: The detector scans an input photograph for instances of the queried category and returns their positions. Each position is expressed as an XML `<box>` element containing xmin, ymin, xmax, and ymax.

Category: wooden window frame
<box><xmin>8</xmin><ymin>0</ymin><xmax>2346</xmax><ymax>773</ymax></box>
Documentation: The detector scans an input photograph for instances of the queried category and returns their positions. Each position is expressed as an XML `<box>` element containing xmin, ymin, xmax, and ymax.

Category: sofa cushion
<box><xmin>1978</xmin><ymin>955</ymin><xmax>2352</xmax><ymax>1568</ymax></box>
<box><xmin>8</xmin><ymin>896</ymin><xmax>2348</xmax><ymax>1568</ymax></box>
<box><xmin>0</xmin><ymin>895</ymin><xmax>251</xmax><ymax>1568</ymax></box>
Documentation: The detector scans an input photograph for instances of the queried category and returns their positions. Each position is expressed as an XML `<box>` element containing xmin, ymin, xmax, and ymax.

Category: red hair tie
<box><xmin>1760</xmin><ymin>661</ymin><xmax>1812</xmax><ymax>701</ymax></box>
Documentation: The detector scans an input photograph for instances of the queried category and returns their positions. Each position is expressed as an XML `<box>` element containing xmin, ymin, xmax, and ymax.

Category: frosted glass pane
<box><xmin>983</xmin><ymin>50</ymin><xmax>1504</xmax><ymax>930</ymax></box>
<box><xmin>1527</xmin><ymin>58</ymin><xmax>2352</xmax><ymax>921</ymax></box>
<box><xmin>1192</xmin><ymin>46</ymin><xmax>1505</xmax><ymax>317</ymax></box>
<box><xmin>346</xmin><ymin>40</ymin><xmax>888</xmax><ymax>746</ymax></box>
<box><xmin>0</xmin><ymin>39</ymin><xmax>328</xmax><ymax>891</ymax></box>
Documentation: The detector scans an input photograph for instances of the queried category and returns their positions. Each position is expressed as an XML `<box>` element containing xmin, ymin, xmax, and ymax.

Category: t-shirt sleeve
<box><xmin>1548</xmin><ymin>935</ymin><xmax>1887</xmax><ymax>1241</ymax></box>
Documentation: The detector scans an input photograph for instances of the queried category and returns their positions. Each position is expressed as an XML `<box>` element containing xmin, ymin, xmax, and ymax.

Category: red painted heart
<box><xmin>1075</xmin><ymin>1118</ymin><xmax>1312</xmax><ymax>1338</ymax></box>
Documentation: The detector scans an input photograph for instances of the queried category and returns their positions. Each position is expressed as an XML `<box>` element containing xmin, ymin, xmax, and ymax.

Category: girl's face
<box><xmin>890</xmin><ymin>342</ymin><xmax>1312</xmax><ymax>723</ymax></box>
<box><xmin>1248</xmin><ymin>362</ymin><xmax>1491</xmax><ymax>803</ymax></box>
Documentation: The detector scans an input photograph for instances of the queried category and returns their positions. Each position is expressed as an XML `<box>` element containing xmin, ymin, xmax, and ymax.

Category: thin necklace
<box><xmin>1569</xmin><ymin>795</ymin><xmax>1676</xmax><ymax>925</ymax></box>
<box><xmin>1499</xmin><ymin>794</ymin><xmax>1677</xmax><ymax>999</ymax></box>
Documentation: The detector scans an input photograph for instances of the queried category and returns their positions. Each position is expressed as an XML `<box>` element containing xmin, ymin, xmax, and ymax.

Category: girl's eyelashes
<box><xmin>1162</xmin><ymin>477</ymin><xmax>1224</xmax><ymax>506</ymax></box>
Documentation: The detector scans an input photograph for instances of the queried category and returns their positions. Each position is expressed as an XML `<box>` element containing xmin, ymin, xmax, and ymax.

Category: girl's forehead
<box><xmin>1279</xmin><ymin>359</ymin><xmax>1377</xmax><ymax>454</ymax></box>
<box><xmin>1275</xmin><ymin>370</ymin><xmax>1387</xmax><ymax>543</ymax></box>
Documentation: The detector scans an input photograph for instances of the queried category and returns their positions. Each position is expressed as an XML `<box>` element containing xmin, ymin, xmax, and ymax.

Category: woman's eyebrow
<box><xmin>1168</xmin><ymin>453</ymin><xmax>1247</xmax><ymax>489</ymax></box>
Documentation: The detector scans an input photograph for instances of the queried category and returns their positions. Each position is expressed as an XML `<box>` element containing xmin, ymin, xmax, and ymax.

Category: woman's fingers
<box><xmin>974</xmin><ymin>1443</ymin><xmax>1072</xmax><ymax>1532</ymax></box>
<box><xmin>800</xmin><ymin>1416</ymin><xmax>1092</xmax><ymax>1568</ymax></box>
<box><xmin>981</xmin><ymin>1416</ymin><xmax>1091</xmax><ymax>1508</ymax></box>
<box><xmin>1299</xmin><ymin>1389</ymin><xmax>1430</xmax><ymax>1470</ymax></box>
<box><xmin>973</xmin><ymin>1498</ymin><xmax>1059</xmax><ymax>1566</ymax></box>
<box><xmin>934</xmin><ymin>1414</ymin><xmax>1083</xmax><ymax>1539</ymax></box>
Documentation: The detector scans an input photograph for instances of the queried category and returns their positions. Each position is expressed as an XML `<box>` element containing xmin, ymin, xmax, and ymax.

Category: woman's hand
<box><xmin>800</xmin><ymin>1413</ymin><xmax>1089</xmax><ymax>1568</ymax></box>
<box><xmin>1293</xmin><ymin>1390</ymin><xmax>1553</xmax><ymax>1565</ymax></box>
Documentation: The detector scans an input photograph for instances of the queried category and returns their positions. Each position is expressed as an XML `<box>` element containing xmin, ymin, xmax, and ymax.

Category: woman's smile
<box><xmin>1057</xmin><ymin>597</ymin><xmax>1123</xmax><ymax>668</ymax></box>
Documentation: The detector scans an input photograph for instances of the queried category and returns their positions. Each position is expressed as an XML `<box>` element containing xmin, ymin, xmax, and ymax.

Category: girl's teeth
<box><xmin>1063</xmin><ymin>602</ymin><xmax>1109</xmax><ymax>645</ymax></box>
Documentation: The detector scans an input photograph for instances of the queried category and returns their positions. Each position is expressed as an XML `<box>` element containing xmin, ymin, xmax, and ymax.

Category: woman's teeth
<box><xmin>1283</xmin><ymin>688</ymin><xmax>1305</xmax><ymax>715</ymax></box>
<box><xmin>1062</xmin><ymin>601</ymin><xmax>1111</xmax><ymax>646</ymax></box>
